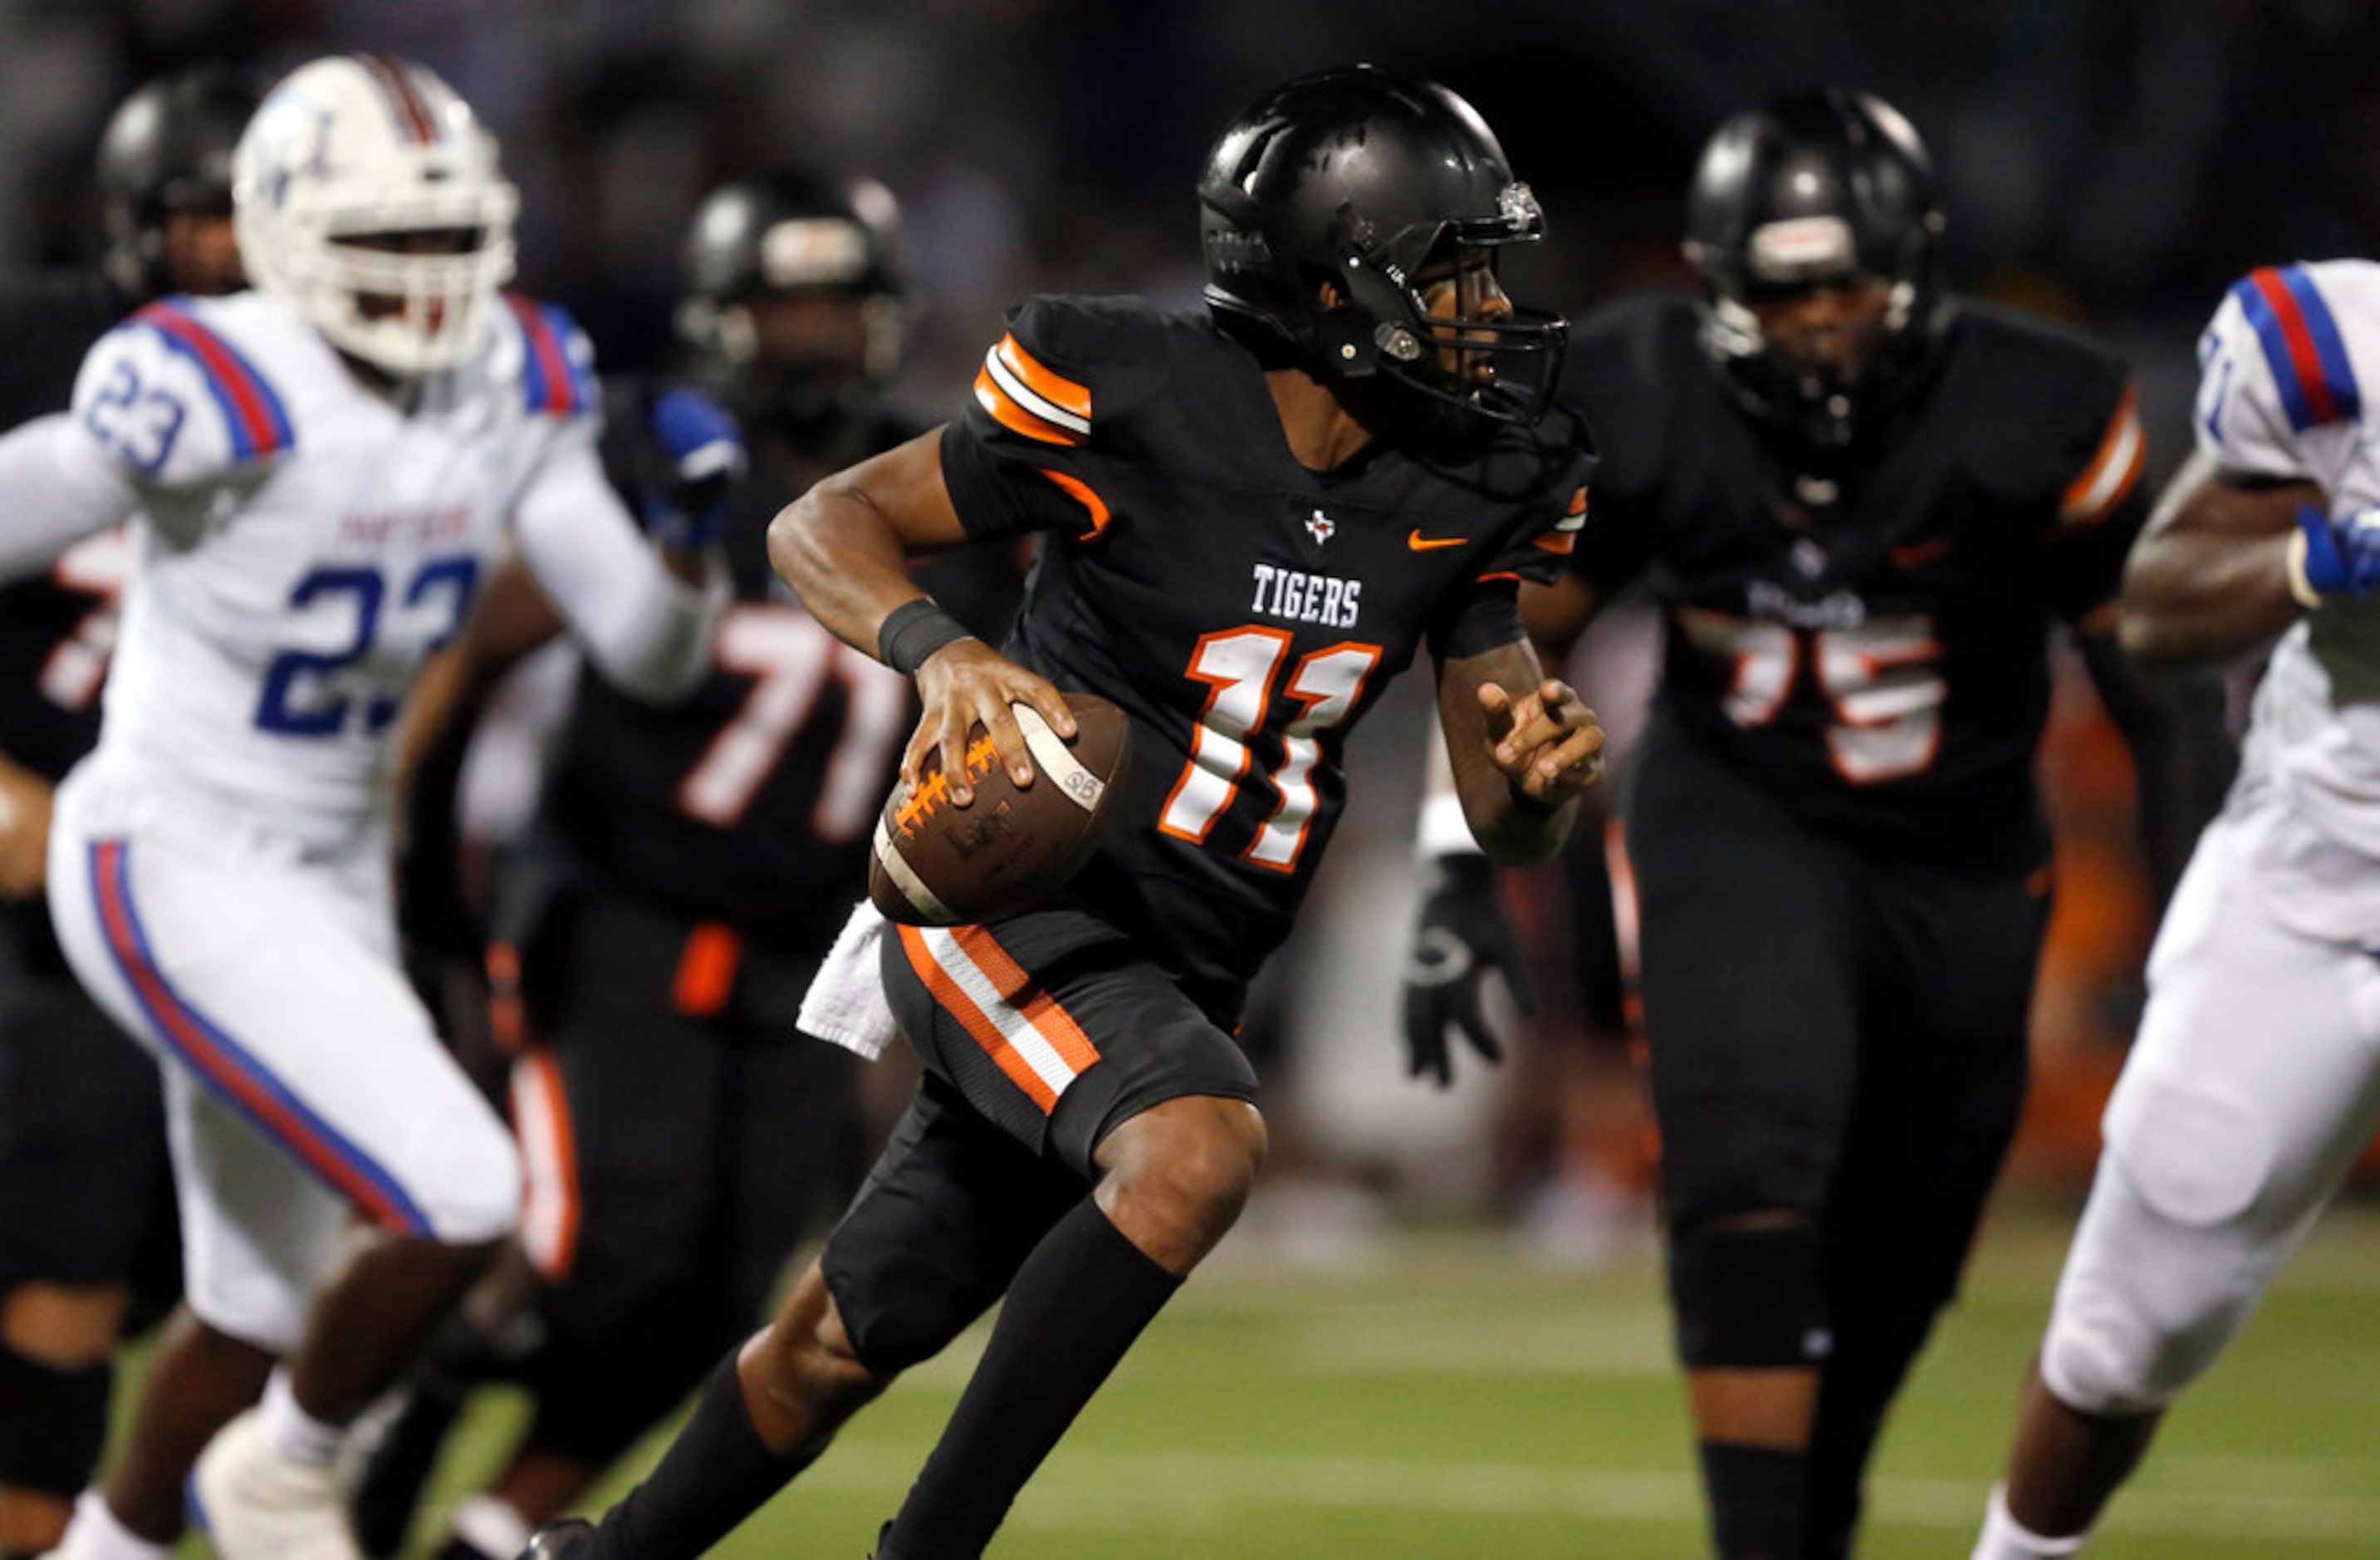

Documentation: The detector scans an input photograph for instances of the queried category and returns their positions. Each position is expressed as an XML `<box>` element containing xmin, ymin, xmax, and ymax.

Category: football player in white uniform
<box><xmin>1973</xmin><ymin>261</ymin><xmax>2379</xmax><ymax>1557</ymax></box>
<box><xmin>0</xmin><ymin>53</ymin><xmax>717</xmax><ymax>1560</ymax></box>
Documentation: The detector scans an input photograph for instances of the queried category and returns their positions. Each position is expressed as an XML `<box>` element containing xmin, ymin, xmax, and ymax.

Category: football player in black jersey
<box><xmin>522</xmin><ymin>64</ymin><xmax>1602</xmax><ymax>1560</ymax></box>
<box><xmin>353</xmin><ymin>166</ymin><xmax>1025</xmax><ymax>1560</ymax></box>
<box><xmin>0</xmin><ymin>63</ymin><xmax>253</xmax><ymax>1559</ymax></box>
<box><xmin>1404</xmin><ymin>89</ymin><xmax>2231</xmax><ymax>1560</ymax></box>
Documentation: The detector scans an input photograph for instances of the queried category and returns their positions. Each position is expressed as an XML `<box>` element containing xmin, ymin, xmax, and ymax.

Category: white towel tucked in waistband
<box><xmin>797</xmin><ymin>900</ymin><xmax>899</xmax><ymax>1060</ymax></box>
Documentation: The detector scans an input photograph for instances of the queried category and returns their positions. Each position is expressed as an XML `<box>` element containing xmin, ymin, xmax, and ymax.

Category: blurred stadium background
<box><xmin>16</xmin><ymin>0</ymin><xmax>2380</xmax><ymax>1553</ymax></box>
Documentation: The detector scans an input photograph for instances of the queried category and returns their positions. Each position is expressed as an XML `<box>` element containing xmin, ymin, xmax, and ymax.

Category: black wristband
<box><xmin>878</xmin><ymin>599</ymin><xmax>976</xmax><ymax>675</ymax></box>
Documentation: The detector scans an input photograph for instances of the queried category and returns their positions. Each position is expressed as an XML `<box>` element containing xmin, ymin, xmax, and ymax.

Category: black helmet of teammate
<box><xmin>676</xmin><ymin>165</ymin><xmax>908</xmax><ymax>443</ymax></box>
<box><xmin>1682</xmin><ymin>86</ymin><xmax>1951</xmax><ymax>450</ymax></box>
<box><xmin>96</xmin><ymin>63</ymin><xmax>258</xmax><ymax>302</ymax></box>
<box><xmin>1198</xmin><ymin>64</ymin><xmax>1566</xmax><ymax>429</ymax></box>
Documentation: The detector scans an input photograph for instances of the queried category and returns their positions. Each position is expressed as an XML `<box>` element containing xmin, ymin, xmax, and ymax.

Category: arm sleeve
<box><xmin>2191</xmin><ymin>263</ymin><xmax>2369</xmax><ymax>492</ymax></box>
<box><xmin>0</xmin><ymin>412</ymin><xmax>139</xmax><ymax>581</ymax></box>
<box><xmin>510</xmin><ymin>434</ymin><xmax>718</xmax><ymax>704</ymax></box>
<box><xmin>938</xmin><ymin>298</ymin><xmax>1118</xmax><ymax>545</ymax></box>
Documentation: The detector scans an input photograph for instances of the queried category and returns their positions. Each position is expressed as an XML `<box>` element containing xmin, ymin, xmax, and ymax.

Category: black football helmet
<box><xmin>1198</xmin><ymin>64</ymin><xmax>1566</xmax><ymax>429</ymax></box>
<box><xmin>676</xmin><ymin>165</ymin><xmax>908</xmax><ymax>443</ymax></box>
<box><xmin>1682</xmin><ymin>87</ymin><xmax>1951</xmax><ymax>449</ymax></box>
<box><xmin>96</xmin><ymin>62</ymin><xmax>258</xmax><ymax>302</ymax></box>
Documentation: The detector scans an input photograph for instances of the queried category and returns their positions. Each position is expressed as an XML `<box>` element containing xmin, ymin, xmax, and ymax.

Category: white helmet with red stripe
<box><xmin>232</xmin><ymin>54</ymin><xmax>517</xmax><ymax>377</ymax></box>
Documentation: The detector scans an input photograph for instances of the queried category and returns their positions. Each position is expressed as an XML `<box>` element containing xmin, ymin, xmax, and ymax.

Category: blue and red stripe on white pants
<box><xmin>42</xmin><ymin>765</ymin><xmax>519</xmax><ymax>1350</ymax></box>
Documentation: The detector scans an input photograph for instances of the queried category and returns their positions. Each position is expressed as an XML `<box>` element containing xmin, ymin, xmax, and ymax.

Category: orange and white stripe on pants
<box><xmin>511</xmin><ymin>1047</ymin><xmax>581</xmax><ymax>1280</ymax></box>
<box><xmin>899</xmin><ymin>925</ymin><xmax>1101</xmax><ymax>1112</ymax></box>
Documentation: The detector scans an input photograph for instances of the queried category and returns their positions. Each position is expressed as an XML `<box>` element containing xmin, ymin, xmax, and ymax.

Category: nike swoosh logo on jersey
<box><xmin>1408</xmin><ymin>531</ymin><xmax>1466</xmax><ymax>551</ymax></box>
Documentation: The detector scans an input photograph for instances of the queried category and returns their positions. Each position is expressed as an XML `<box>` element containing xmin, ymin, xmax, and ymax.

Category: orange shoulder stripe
<box><xmin>2059</xmin><ymin>385</ymin><xmax>2145</xmax><ymax>527</ymax></box>
<box><xmin>996</xmin><ymin>333</ymin><xmax>1092</xmax><ymax>419</ymax></box>
<box><xmin>974</xmin><ymin>365</ymin><xmax>1083</xmax><ymax>446</ymax></box>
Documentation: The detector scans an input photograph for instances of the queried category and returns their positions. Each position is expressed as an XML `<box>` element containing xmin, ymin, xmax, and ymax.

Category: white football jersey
<box><xmin>6</xmin><ymin>287</ymin><xmax>710</xmax><ymax>844</ymax></box>
<box><xmin>2192</xmin><ymin>258</ymin><xmax>2380</xmax><ymax>928</ymax></box>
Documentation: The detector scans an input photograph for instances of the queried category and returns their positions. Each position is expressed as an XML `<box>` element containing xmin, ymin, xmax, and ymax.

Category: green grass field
<box><xmin>355</xmin><ymin>1197</ymin><xmax>2380</xmax><ymax>1558</ymax></box>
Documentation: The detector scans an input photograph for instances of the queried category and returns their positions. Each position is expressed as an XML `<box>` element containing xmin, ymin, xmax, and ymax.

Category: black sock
<box><xmin>1802</xmin><ymin>1408</ymin><xmax>1885</xmax><ymax>1560</ymax></box>
<box><xmin>587</xmin><ymin>1353</ymin><xmax>815</xmax><ymax>1560</ymax></box>
<box><xmin>1698</xmin><ymin>1441</ymin><xmax>1807</xmax><ymax>1560</ymax></box>
<box><xmin>878</xmin><ymin>1198</ymin><xmax>1182</xmax><ymax>1560</ymax></box>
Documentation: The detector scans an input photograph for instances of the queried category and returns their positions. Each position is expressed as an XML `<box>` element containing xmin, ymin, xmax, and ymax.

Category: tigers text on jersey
<box><xmin>0</xmin><ymin>287</ymin><xmax>708</xmax><ymax>846</ymax></box>
<box><xmin>2191</xmin><ymin>258</ymin><xmax>2380</xmax><ymax>930</ymax></box>
<box><xmin>1566</xmin><ymin>295</ymin><xmax>2147</xmax><ymax>871</ymax></box>
<box><xmin>940</xmin><ymin>295</ymin><xmax>1590</xmax><ymax>1018</ymax></box>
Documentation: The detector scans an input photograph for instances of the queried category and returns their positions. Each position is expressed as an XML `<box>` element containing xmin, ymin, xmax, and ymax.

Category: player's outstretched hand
<box><xmin>639</xmin><ymin>385</ymin><xmax>746</xmax><ymax>550</ymax></box>
<box><xmin>1402</xmin><ymin>851</ymin><xmax>1534</xmax><ymax>1088</ymax></box>
<box><xmin>907</xmin><ymin>640</ymin><xmax>1078</xmax><ymax>807</ymax></box>
<box><xmin>1480</xmin><ymin>677</ymin><xmax>1604</xmax><ymax>809</ymax></box>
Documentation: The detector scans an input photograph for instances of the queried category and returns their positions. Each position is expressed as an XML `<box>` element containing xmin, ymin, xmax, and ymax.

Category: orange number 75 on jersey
<box><xmin>1677</xmin><ymin>607</ymin><xmax>1946</xmax><ymax>784</ymax></box>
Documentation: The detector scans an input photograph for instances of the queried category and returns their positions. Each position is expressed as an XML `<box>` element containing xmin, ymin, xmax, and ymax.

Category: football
<box><xmin>868</xmin><ymin>692</ymin><xmax>1131</xmax><ymax>927</ymax></box>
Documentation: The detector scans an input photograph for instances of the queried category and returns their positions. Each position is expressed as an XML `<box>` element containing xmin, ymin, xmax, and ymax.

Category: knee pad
<box><xmin>2103</xmin><ymin>1070</ymin><xmax>2275</xmax><ymax>1230</ymax></box>
<box><xmin>824</xmin><ymin>1256</ymin><xmax>980</xmax><ymax>1377</ymax></box>
<box><xmin>1666</xmin><ymin>1217</ymin><xmax>1830</xmax><ymax>1370</ymax></box>
<box><xmin>2039</xmin><ymin>1161</ymin><xmax>2264</xmax><ymax>1416</ymax></box>
<box><xmin>0</xmin><ymin>1346</ymin><xmax>110</xmax><ymax>1495</ymax></box>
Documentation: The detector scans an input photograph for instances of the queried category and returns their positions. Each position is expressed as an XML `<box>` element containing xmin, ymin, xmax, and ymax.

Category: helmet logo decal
<box><xmin>1202</xmin><ymin>224</ymin><xmax>1271</xmax><ymax>273</ymax></box>
<box><xmin>1498</xmin><ymin>183</ymin><xmax>1541</xmax><ymax>232</ymax></box>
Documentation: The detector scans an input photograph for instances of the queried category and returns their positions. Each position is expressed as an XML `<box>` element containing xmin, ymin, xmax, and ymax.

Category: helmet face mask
<box><xmin>1683</xmin><ymin>87</ymin><xmax>1950</xmax><ymax>450</ymax></box>
<box><xmin>1198</xmin><ymin>65</ymin><xmax>1567</xmax><ymax>432</ymax></box>
<box><xmin>675</xmin><ymin>167</ymin><xmax>908</xmax><ymax>444</ymax></box>
<box><xmin>233</xmin><ymin>55</ymin><xmax>517</xmax><ymax>379</ymax></box>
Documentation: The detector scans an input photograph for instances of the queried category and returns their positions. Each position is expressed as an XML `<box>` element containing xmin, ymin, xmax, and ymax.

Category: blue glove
<box><xmin>2293</xmin><ymin>505</ymin><xmax>2380</xmax><ymax>599</ymax></box>
<box><xmin>639</xmin><ymin>385</ymin><xmax>745</xmax><ymax>549</ymax></box>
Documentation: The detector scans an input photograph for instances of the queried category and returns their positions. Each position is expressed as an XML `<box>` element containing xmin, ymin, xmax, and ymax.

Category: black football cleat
<box><xmin>350</xmin><ymin>1382</ymin><xmax>468</xmax><ymax>1558</ymax></box>
<box><xmin>517</xmin><ymin>1519</ymin><xmax>595</xmax><ymax>1560</ymax></box>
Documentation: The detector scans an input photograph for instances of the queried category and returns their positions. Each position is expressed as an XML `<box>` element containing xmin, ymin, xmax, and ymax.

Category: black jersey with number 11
<box><xmin>940</xmin><ymin>296</ymin><xmax>1591</xmax><ymax>1020</ymax></box>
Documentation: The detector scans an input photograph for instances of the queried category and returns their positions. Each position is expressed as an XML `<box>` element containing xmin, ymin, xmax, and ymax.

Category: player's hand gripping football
<box><xmin>1481</xmin><ymin>676</ymin><xmax>1604</xmax><ymax>808</ymax></box>
<box><xmin>907</xmin><ymin>640</ymin><xmax>1078</xmax><ymax>807</ymax></box>
<box><xmin>1402</xmin><ymin>850</ymin><xmax>1535</xmax><ymax>1087</ymax></box>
